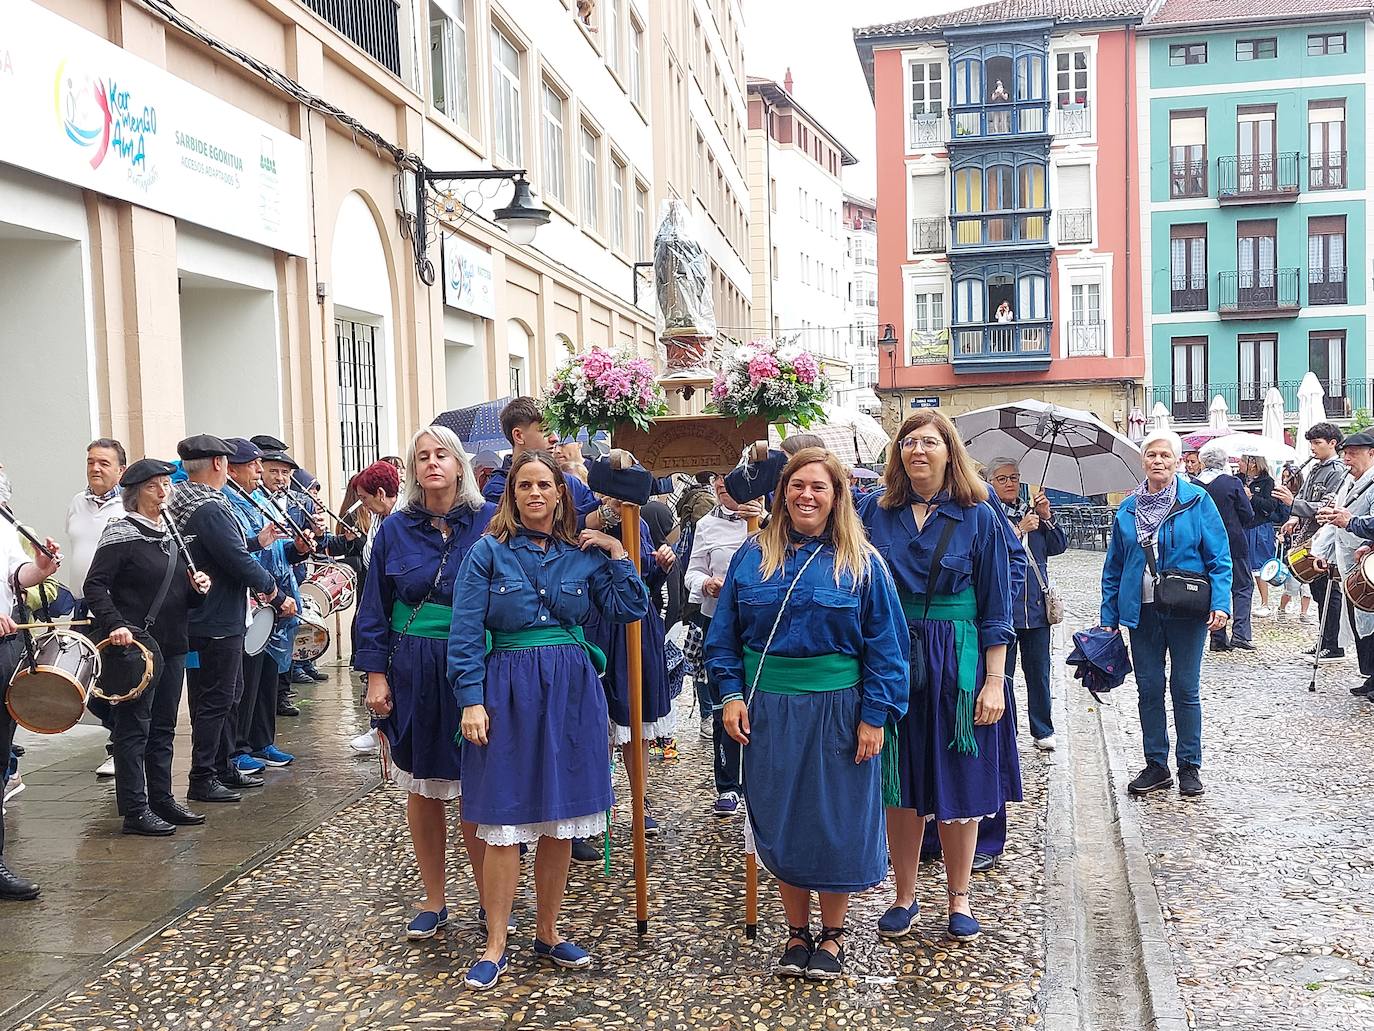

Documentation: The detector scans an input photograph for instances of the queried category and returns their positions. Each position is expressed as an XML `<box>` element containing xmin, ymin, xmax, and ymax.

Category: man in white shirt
<box><xmin>683</xmin><ymin>476</ymin><xmax>762</xmax><ymax>820</ymax></box>
<box><xmin>1</xmin><ymin>458</ymin><xmax>64</xmax><ymax>901</ymax></box>
<box><xmin>65</xmin><ymin>439</ymin><xmax>126</xmax><ymax>777</ymax></box>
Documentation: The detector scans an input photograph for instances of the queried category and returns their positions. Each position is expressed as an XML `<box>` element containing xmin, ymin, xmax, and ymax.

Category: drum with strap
<box><xmin>292</xmin><ymin>597</ymin><xmax>331</xmax><ymax>662</ymax></box>
<box><xmin>6</xmin><ymin>630</ymin><xmax>102</xmax><ymax>734</ymax></box>
<box><xmin>1259</xmin><ymin>557</ymin><xmax>1289</xmax><ymax>588</ymax></box>
<box><xmin>1286</xmin><ymin>541</ymin><xmax>1324</xmax><ymax>584</ymax></box>
<box><xmin>244</xmin><ymin>597</ymin><xmax>275</xmax><ymax>657</ymax></box>
<box><xmin>1345</xmin><ymin>552</ymin><xmax>1374</xmax><ymax>612</ymax></box>
<box><xmin>300</xmin><ymin>561</ymin><xmax>357</xmax><ymax>616</ymax></box>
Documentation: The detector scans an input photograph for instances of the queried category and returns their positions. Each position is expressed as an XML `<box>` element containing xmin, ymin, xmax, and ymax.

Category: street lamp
<box><xmin>878</xmin><ymin>323</ymin><xmax>898</xmax><ymax>386</ymax></box>
<box><xmin>406</xmin><ymin>164</ymin><xmax>551</xmax><ymax>284</ymax></box>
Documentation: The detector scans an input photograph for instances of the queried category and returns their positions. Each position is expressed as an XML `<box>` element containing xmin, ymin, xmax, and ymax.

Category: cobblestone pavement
<box><xmin>1058</xmin><ymin>550</ymin><xmax>1374</xmax><ymax>1031</ymax></box>
<box><xmin>11</xmin><ymin>661</ymin><xmax>1053</xmax><ymax>1030</ymax></box>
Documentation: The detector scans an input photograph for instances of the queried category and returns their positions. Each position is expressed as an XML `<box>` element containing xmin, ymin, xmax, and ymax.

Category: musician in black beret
<box><xmin>84</xmin><ymin>459</ymin><xmax>212</xmax><ymax>835</ymax></box>
<box><xmin>170</xmin><ymin>434</ymin><xmax>281</xmax><ymax>804</ymax></box>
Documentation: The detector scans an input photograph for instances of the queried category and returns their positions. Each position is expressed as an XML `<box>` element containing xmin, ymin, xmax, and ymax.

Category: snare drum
<box><xmin>245</xmin><ymin>598</ymin><xmax>276</xmax><ymax>657</ymax></box>
<box><xmin>1259</xmin><ymin>557</ymin><xmax>1289</xmax><ymax>588</ymax></box>
<box><xmin>6</xmin><ymin>630</ymin><xmax>102</xmax><ymax>734</ymax></box>
<box><xmin>1345</xmin><ymin>553</ymin><xmax>1374</xmax><ymax>612</ymax></box>
<box><xmin>293</xmin><ymin>598</ymin><xmax>331</xmax><ymax>662</ymax></box>
<box><xmin>301</xmin><ymin>561</ymin><xmax>357</xmax><ymax>616</ymax></box>
<box><xmin>1287</xmin><ymin>543</ymin><xmax>1323</xmax><ymax>584</ymax></box>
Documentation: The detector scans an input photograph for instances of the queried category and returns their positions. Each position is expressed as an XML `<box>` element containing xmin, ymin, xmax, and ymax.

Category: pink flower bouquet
<box><xmin>544</xmin><ymin>347</ymin><xmax>669</xmax><ymax>437</ymax></box>
<box><xmin>709</xmin><ymin>338</ymin><xmax>830</xmax><ymax>426</ymax></box>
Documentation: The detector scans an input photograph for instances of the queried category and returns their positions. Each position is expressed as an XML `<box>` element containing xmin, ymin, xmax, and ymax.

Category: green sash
<box><xmin>741</xmin><ymin>646</ymin><xmax>900</xmax><ymax>807</ymax></box>
<box><xmin>901</xmin><ymin>588</ymin><xmax>980</xmax><ymax>756</ymax></box>
<box><xmin>390</xmin><ymin>601</ymin><xmax>452</xmax><ymax>639</ymax></box>
<box><xmin>487</xmin><ymin>625</ymin><xmax>607</xmax><ymax>675</ymax></box>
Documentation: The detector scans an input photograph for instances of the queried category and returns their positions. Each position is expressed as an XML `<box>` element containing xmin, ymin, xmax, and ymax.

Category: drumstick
<box><xmin>0</xmin><ymin>504</ymin><xmax>59</xmax><ymax>562</ymax></box>
<box><xmin>10</xmin><ymin>618</ymin><xmax>91</xmax><ymax>630</ymax></box>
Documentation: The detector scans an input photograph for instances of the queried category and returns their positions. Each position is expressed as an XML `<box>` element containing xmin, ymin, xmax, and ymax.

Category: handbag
<box><xmin>1026</xmin><ymin>552</ymin><xmax>1063</xmax><ymax>625</ymax></box>
<box><xmin>1142</xmin><ymin>539</ymin><xmax>1211</xmax><ymax>614</ymax></box>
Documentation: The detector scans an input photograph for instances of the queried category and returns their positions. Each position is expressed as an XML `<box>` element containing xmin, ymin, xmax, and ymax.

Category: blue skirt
<box><xmin>378</xmin><ymin>634</ymin><xmax>462</xmax><ymax>784</ymax></box>
<box><xmin>1246</xmin><ymin>524</ymin><xmax>1276</xmax><ymax>572</ymax></box>
<box><xmin>744</xmin><ymin>686</ymin><xmax>887</xmax><ymax>893</ymax></box>
<box><xmin>587</xmin><ymin>604</ymin><xmax>674</xmax><ymax>729</ymax></box>
<box><xmin>460</xmin><ymin>644</ymin><xmax>613</xmax><ymax>826</ymax></box>
<box><xmin>897</xmin><ymin>621</ymin><xmax>1023</xmax><ymax>821</ymax></box>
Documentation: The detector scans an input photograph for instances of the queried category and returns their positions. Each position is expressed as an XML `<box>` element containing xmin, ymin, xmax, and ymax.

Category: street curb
<box><xmin>1093</xmin><ymin>697</ymin><xmax>1192</xmax><ymax>1031</ymax></box>
<box><xmin>1040</xmin><ymin>626</ymin><xmax>1084</xmax><ymax>1031</ymax></box>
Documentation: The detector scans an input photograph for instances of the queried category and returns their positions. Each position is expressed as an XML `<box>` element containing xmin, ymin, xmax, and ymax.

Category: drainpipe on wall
<box><xmin>1124</xmin><ymin>24</ymin><xmax>1134</xmax><ymax>361</ymax></box>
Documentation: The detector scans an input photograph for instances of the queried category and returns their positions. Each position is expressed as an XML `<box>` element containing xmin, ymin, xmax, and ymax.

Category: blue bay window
<box><xmin>950</xmin><ymin>148</ymin><xmax>1051</xmax><ymax>249</ymax></box>
<box><xmin>949</xmin><ymin>35</ymin><xmax>1050</xmax><ymax>140</ymax></box>
<box><xmin>950</xmin><ymin>258</ymin><xmax>1052</xmax><ymax>370</ymax></box>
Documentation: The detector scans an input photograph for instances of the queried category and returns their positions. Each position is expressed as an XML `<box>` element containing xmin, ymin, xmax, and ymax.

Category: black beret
<box><xmin>176</xmin><ymin>434</ymin><xmax>234</xmax><ymax>460</ymax></box>
<box><xmin>260</xmin><ymin>450</ymin><xmax>299</xmax><ymax>469</ymax></box>
<box><xmin>251</xmin><ymin>434</ymin><xmax>290</xmax><ymax>452</ymax></box>
<box><xmin>223</xmin><ymin>438</ymin><xmax>264</xmax><ymax>465</ymax></box>
<box><xmin>119</xmin><ymin>458</ymin><xmax>177</xmax><ymax>488</ymax></box>
<box><xmin>1343</xmin><ymin>430</ymin><xmax>1374</xmax><ymax>449</ymax></box>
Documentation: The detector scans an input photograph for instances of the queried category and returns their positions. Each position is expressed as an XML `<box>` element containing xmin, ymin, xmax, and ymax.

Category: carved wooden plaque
<box><xmin>612</xmin><ymin>415</ymin><xmax>769</xmax><ymax>477</ymax></box>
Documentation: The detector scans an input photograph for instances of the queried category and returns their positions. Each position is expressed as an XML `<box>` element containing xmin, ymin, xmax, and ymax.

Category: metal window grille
<box><xmin>336</xmin><ymin>319</ymin><xmax>381</xmax><ymax>476</ymax></box>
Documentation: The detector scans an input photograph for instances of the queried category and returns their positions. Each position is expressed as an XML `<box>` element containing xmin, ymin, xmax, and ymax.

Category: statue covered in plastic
<box><xmin>654</xmin><ymin>199</ymin><xmax>717</xmax><ymax>376</ymax></box>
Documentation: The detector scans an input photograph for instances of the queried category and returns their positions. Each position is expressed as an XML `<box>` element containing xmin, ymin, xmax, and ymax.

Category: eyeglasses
<box><xmin>991</xmin><ymin>474</ymin><xmax>1020</xmax><ymax>485</ymax></box>
<box><xmin>900</xmin><ymin>435</ymin><xmax>946</xmax><ymax>452</ymax></box>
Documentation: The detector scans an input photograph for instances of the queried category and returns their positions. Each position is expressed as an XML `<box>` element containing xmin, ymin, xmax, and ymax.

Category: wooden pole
<box><xmin>622</xmin><ymin>501</ymin><xmax>650</xmax><ymax>936</ymax></box>
<box><xmin>744</xmin><ymin>511</ymin><xmax>761</xmax><ymax>940</ymax></box>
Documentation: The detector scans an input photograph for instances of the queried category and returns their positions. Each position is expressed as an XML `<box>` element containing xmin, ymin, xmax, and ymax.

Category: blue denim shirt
<box><xmin>703</xmin><ymin>538</ymin><xmax>910</xmax><ymax>729</ymax></box>
<box><xmin>863</xmin><ymin>495</ymin><xmax>1016</xmax><ymax>651</ymax></box>
<box><xmin>447</xmin><ymin>533</ymin><xmax>650</xmax><ymax>708</ymax></box>
<box><xmin>353</xmin><ymin>501</ymin><xmax>497</xmax><ymax>674</ymax></box>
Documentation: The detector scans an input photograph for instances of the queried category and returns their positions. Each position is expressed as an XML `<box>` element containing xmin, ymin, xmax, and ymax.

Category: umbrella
<box><xmin>1209</xmin><ymin>431</ymin><xmax>1298</xmax><ymax>466</ymax></box>
<box><xmin>1261</xmin><ymin>387</ymin><xmax>1285</xmax><ymax>446</ymax></box>
<box><xmin>1296</xmin><ymin>373</ymin><xmax>1326</xmax><ymax>463</ymax></box>
<box><xmin>1181</xmin><ymin>428</ymin><xmax>1225</xmax><ymax>452</ymax></box>
<box><xmin>1066</xmin><ymin>626</ymin><xmax>1132</xmax><ymax>701</ymax></box>
<box><xmin>1150</xmin><ymin>402</ymin><xmax>1171</xmax><ymax>430</ymax></box>
<box><xmin>768</xmin><ymin>404</ymin><xmax>890</xmax><ymax>464</ymax></box>
<box><xmin>954</xmin><ymin>399</ymin><xmax>1143</xmax><ymax>496</ymax></box>
<box><xmin>1208</xmin><ymin>395</ymin><xmax>1230</xmax><ymax>432</ymax></box>
<box><xmin>433</xmin><ymin>397</ymin><xmax>511</xmax><ymax>453</ymax></box>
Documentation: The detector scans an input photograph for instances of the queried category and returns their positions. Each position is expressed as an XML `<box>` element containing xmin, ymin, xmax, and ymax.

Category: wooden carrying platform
<box><xmin>611</xmin><ymin>414</ymin><xmax>768</xmax><ymax>477</ymax></box>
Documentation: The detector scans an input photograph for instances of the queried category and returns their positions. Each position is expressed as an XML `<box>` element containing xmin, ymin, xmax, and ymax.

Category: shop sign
<box><xmin>0</xmin><ymin>0</ymin><xmax>307</xmax><ymax>254</ymax></box>
<box><xmin>442</xmin><ymin>232</ymin><xmax>495</xmax><ymax>318</ymax></box>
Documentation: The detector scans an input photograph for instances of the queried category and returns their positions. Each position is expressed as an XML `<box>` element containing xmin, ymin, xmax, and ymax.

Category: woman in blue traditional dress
<box><xmin>862</xmin><ymin>410</ymin><xmax>1019</xmax><ymax>944</ymax></box>
<box><xmin>354</xmin><ymin>425</ymin><xmax>495</xmax><ymax>940</ymax></box>
<box><xmin>707</xmin><ymin>448</ymin><xmax>908</xmax><ymax>981</ymax></box>
<box><xmin>448</xmin><ymin>451</ymin><xmax>649</xmax><ymax>991</ymax></box>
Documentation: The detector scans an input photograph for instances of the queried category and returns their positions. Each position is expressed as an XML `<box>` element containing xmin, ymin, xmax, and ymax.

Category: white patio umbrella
<box><xmin>1151</xmin><ymin>402</ymin><xmax>1172</xmax><ymax>431</ymax></box>
<box><xmin>1260</xmin><ymin>387</ymin><xmax>1286</xmax><ymax>447</ymax></box>
<box><xmin>1208</xmin><ymin>394</ymin><xmax>1231</xmax><ymax>432</ymax></box>
<box><xmin>954</xmin><ymin>399</ymin><xmax>1143</xmax><ymax>496</ymax></box>
<box><xmin>1210</xmin><ymin>431</ymin><xmax>1298</xmax><ymax>467</ymax></box>
<box><xmin>769</xmin><ymin>403</ymin><xmax>890</xmax><ymax>464</ymax></box>
<box><xmin>1296</xmin><ymin>372</ymin><xmax>1327</xmax><ymax>463</ymax></box>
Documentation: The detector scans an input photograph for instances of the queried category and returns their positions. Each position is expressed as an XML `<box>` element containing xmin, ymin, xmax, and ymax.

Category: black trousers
<box><xmin>90</xmin><ymin>651</ymin><xmax>188</xmax><ymax>815</ymax></box>
<box><xmin>185</xmin><ymin>635</ymin><xmax>245</xmax><ymax>788</ymax></box>
<box><xmin>0</xmin><ymin>635</ymin><xmax>25</xmax><ymax>856</ymax></box>
<box><xmin>236</xmin><ymin>652</ymin><xmax>279</xmax><ymax>757</ymax></box>
<box><xmin>1313</xmin><ymin>575</ymin><xmax>1344</xmax><ymax>653</ymax></box>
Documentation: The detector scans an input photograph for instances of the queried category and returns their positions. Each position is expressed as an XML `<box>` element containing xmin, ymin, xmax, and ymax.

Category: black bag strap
<box><xmin>922</xmin><ymin>508</ymin><xmax>960</xmax><ymax>620</ymax></box>
<box><xmin>1141</xmin><ymin>538</ymin><xmax>1161</xmax><ymax>585</ymax></box>
<box><xmin>142</xmin><ymin>540</ymin><xmax>181</xmax><ymax>633</ymax></box>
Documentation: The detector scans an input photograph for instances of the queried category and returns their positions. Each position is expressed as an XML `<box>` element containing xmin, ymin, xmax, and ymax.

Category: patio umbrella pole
<box><xmin>621</xmin><ymin>505</ymin><xmax>650</xmax><ymax>935</ymax></box>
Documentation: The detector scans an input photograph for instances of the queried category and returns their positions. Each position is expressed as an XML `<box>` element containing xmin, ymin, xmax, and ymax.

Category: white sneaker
<box><xmin>1033</xmin><ymin>735</ymin><xmax>1056</xmax><ymax>752</ymax></box>
<box><xmin>1253</xmin><ymin>606</ymin><xmax>1272</xmax><ymax>619</ymax></box>
<box><xmin>95</xmin><ymin>756</ymin><xmax>116</xmax><ymax>777</ymax></box>
<box><xmin>699</xmin><ymin>717</ymin><xmax>712</xmax><ymax>740</ymax></box>
<box><xmin>3</xmin><ymin>774</ymin><xmax>24</xmax><ymax>803</ymax></box>
<box><xmin>349</xmin><ymin>728</ymin><xmax>380</xmax><ymax>754</ymax></box>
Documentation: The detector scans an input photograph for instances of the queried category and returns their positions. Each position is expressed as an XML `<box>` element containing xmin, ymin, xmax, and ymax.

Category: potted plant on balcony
<box><xmin>543</xmin><ymin>346</ymin><xmax>669</xmax><ymax>438</ymax></box>
<box><xmin>709</xmin><ymin>337</ymin><xmax>831</xmax><ymax>428</ymax></box>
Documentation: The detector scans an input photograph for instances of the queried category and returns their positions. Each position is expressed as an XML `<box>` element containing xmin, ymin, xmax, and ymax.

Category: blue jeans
<box><xmin>1007</xmin><ymin>625</ymin><xmax>1053</xmax><ymax>741</ymax></box>
<box><xmin>1127</xmin><ymin>604</ymin><xmax>1206</xmax><ymax>770</ymax></box>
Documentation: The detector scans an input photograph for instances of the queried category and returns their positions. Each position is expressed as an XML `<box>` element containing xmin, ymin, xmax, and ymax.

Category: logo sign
<box><xmin>910</xmin><ymin>396</ymin><xmax>940</xmax><ymax>409</ymax></box>
<box><xmin>442</xmin><ymin>232</ymin><xmax>495</xmax><ymax>318</ymax></box>
<box><xmin>0</xmin><ymin>0</ymin><xmax>306</xmax><ymax>254</ymax></box>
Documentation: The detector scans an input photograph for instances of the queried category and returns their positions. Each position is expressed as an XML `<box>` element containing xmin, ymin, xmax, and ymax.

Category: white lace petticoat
<box><xmin>477</xmin><ymin>812</ymin><xmax>606</xmax><ymax>846</ymax></box>
<box><xmin>924</xmin><ymin>812</ymin><xmax>997</xmax><ymax>824</ymax></box>
<box><xmin>612</xmin><ymin>713</ymin><xmax>680</xmax><ymax>746</ymax></box>
<box><xmin>380</xmin><ymin>735</ymin><xmax>461</xmax><ymax>801</ymax></box>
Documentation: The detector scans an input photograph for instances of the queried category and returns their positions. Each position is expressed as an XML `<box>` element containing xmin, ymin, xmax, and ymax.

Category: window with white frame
<box><xmin>541</xmin><ymin>82</ymin><xmax>567</xmax><ymax>205</ymax></box>
<box><xmin>429</xmin><ymin>2</ymin><xmax>470</xmax><ymax>127</ymax></box>
<box><xmin>491</xmin><ymin>26</ymin><xmax>523</xmax><ymax>165</ymax></box>
<box><xmin>629</xmin><ymin>16</ymin><xmax>644</xmax><ymax>105</ymax></box>
<box><xmin>634</xmin><ymin>179</ymin><xmax>649</xmax><ymax>259</ymax></box>
<box><xmin>605</xmin><ymin>0</ymin><xmax>622</xmax><ymax>75</ymax></box>
<box><xmin>1055</xmin><ymin>50</ymin><xmax>1088</xmax><ymax>108</ymax></box>
<box><xmin>1071</xmin><ymin>282</ymin><xmax>1101</xmax><ymax>323</ymax></box>
<box><xmin>910</xmin><ymin>60</ymin><xmax>944</xmax><ymax>120</ymax></box>
<box><xmin>913</xmin><ymin>288</ymin><xmax>946</xmax><ymax>331</ymax></box>
<box><xmin>610</xmin><ymin>155</ymin><xmax>627</xmax><ymax>251</ymax></box>
<box><xmin>580</xmin><ymin>123</ymin><xmax>601</xmax><ymax>233</ymax></box>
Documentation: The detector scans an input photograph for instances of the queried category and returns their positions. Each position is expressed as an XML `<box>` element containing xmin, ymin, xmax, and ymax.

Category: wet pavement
<box><xmin>5</xmin><ymin>645</ymin><xmax>1053</xmax><ymax>1030</ymax></box>
<box><xmin>1059</xmin><ymin>551</ymin><xmax>1374</xmax><ymax>1031</ymax></box>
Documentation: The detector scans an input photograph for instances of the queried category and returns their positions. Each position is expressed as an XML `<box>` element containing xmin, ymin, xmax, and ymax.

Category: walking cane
<box><xmin>1309</xmin><ymin>567</ymin><xmax>1341</xmax><ymax>693</ymax></box>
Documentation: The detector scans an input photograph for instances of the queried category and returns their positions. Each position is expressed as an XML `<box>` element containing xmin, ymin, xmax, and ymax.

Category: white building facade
<box><xmin>844</xmin><ymin>193</ymin><xmax>881</xmax><ymax>413</ymax></box>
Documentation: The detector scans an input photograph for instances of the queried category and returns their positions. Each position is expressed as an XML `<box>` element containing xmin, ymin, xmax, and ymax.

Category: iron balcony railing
<box><xmin>1058</xmin><ymin>209</ymin><xmax>1091</xmax><ymax>245</ymax></box>
<box><xmin>1067</xmin><ymin>320</ymin><xmax>1106</xmax><ymax>356</ymax></box>
<box><xmin>1217</xmin><ymin>268</ymin><xmax>1300</xmax><ymax>316</ymax></box>
<box><xmin>1055</xmin><ymin>105</ymin><xmax>1090</xmax><ymax>138</ymax></box>
<box><xmin>951</xmin><ymin>320</ymin><xmax>1052</xmax><ymax>364</ymax></box>
<box><xmin>301</xmin><ymin>0</ymin><xmax>401</xmax><ymax>75</ymax></box>
<box><xmin>1216</xmin><ymin>152</ymin><xmax>1301</xmax><ymax>201</ymax></box>
<box><xmin>1150</xmin><ymin>380</ymin><xmax>1365</xmax><ymax>423</ymax></box>
<box><xmin>949</xmin><ymin>102</ymin><xmax>1049</xmax><ymax>141</ymax></box>
<box><xmin>1309</xmin><ymin>150</ymin><xmax>1347</xmax><ymax>190</ymax></box>
<box><xmin>1309</xmin><ymin>269</ymin><xmax>1347</xmax><ymax>305</ymax></box>
<box><xmin>910</xmin><ymin>112</ymin><xmax>946</xmax><ymax>148</ymax></box>
<box><xmin>911</xmin><ymin>217</ymin><xmax>946</xmax><ymax>253</ymax></box>
<box><xmin>1169</xmin><ymin>159</ymin><xmax>1207</xmax><ymax>199</ymax></box>
<box><xmin>949</xmin><ymin>211</ymin><xmax>1051</xmax><ymax>248</ymax></box>
<box><xmin>1170</xmin><ymin>275</ymin><xmax>1208</xmax><ymax>312</ymax></box>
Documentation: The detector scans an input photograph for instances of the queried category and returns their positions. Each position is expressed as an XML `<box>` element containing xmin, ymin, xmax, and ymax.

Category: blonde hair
<box><xmin>880</xmin><ymin>411</ymin><xmax>989</xmax><ymax>509</ymax></box>
<box><xmin>757</xmin><ymin>447</ymin><xmax>877</xmax><ymax>586</ymax></box>
<box><xmin>486</xmin><ymin>451</ymin><xmax>579</xmax><ymax>545</ymax></box>
<box><xmin>400</xmin><ymin>426</ymin><xmax>485</xmax><ymax>514</ymax></box>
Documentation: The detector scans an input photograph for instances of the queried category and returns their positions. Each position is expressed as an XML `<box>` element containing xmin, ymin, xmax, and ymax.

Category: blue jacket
<box><xmin>1100</xmin><ymin>476</ymin><xmax>1233</xmax><ymax>629</ymax></box>
<box><xmin>231</xmin><ymin>489</ymin><xmax>302</xmax><ymax>671</ymax></box>
<box><xmin>1199</xmin><ymin>472</ymin><xmax>1253</xmax><ymax>569</ymax></box>
<box><xmin>1002</xmin><ymin>509</ymin><xmax>1068</xmax><ymax>630</ymax></box>
<box><xmin>483</xmin><ymin>455</ymin><xmax>601</xmax><ymax>524</ymax></box>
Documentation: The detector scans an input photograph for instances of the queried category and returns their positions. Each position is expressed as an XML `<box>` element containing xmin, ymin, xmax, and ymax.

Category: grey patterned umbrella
<box><xmin>953</xmin><ymin>399</ymin><xmax>1143</xmax><ymax>496</ymax></box>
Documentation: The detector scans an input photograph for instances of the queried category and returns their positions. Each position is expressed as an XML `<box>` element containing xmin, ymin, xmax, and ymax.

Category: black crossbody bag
<box><xmin>1142</xmin><ymin>538</ymin><xmax>1211</xmax><ymax>614</ymax></box>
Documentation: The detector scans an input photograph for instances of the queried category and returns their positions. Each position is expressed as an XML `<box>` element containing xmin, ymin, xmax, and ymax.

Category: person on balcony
<box><xmin>994</xmin><ymin>302</ymin><xmax>1014</xmax><ymax>325</ymax></box>
<box><xmin>990</xmin><ymin>80</ymin><xmax>1009</xmax><ymax>102</ymax></box>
